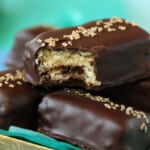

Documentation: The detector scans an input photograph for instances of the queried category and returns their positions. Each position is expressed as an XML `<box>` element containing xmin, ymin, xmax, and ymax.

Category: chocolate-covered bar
<box><xmin>0</xmin><ymin>69</ymin><xmax>46</xmax><ymax>130</ymax></box>
<box><xmin>6</xmin><ymin>26</ymin><xmax>56</xmax><ymax>68</ymax></box>
<box><xmin>24</xmin><ymin>17</ymin><xmax>150</xmax><ymax>90</ymax></box>
<box><xmin>101</xmin><ymin>78</ymin><xmax>150</xmax><ymax>110</ymax></box>
<box><xmin>38</xmin><ymin>89</ymin><xmax>150</xmax><ymax>150</ymax></box>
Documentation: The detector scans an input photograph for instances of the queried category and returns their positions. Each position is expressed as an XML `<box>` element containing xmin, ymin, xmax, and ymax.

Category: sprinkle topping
<box><xmin>66</xmin><ymin>89</ymin><xmax>149</xmax><ymax>132</ymax></box>
<box><xmin>36</xmin><ymin>17</ymin><xmax>138</xmax><ymax>48</ymax></box>
<box><xmin>140</xmin><ymin>123</ymin><xmax>148</xmax><ymax>133</ymax></box>
<box><xmin>64</xmin><ymin>30</ymin><xmax>80</xmax><ymax>40</ymax></box>
<box><xmin>44</xmin><ymin>37</ymin><xmax>59</xmax><ymax>47</ymax></box>
<box><xmin>37</xmin><ymin>37</ymin><xmax>59</xmax><ymax>48</ymax></box>
<box><xmin>110</xmin><ymin>17</ymin><xmax>123</xmax><ymax>23</ymax></box>
<box><xmin>118</xmin><ymin>26</ymin><xmax>126</xmax><ymax>31</ymax></box>
<box><xmin>62</xmin><ymin>42</ymin><xmax>68</xmax><ymax>47</ymax></box>
<box><xmin>0</xmin><ymin>70</ymin><xmax>24</xmax><ymax>88</ymax></box>
<box><xmin>77</xmin><ymin>26</ymin><xmax>98</xmax><ymax>37</ymax></box>
<box><xmin>37</xmin><ymin>39</ymin><xmax>42</xmax><ymax>43</ymax></box>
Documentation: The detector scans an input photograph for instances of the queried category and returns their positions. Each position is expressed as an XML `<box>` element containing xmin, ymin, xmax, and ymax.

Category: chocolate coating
<box><xmin>100</xmin><ymin>78</ymin><xmax>150</xmax><ymax>110</ymax></box>
<box><xmin>38</xmin><ymin>90</ymin><xmax>150</xmax><ymax>150</ymax></box>
<box><xmin>6</xmin><ymin>26</ymin><xmax>55</xmax><ymax>68</ymax></box>
<box><xmin>0</xmin><ymin>69</ymin><xmax>46</xmax><ymax>130</ymax></box>
<box><xmin>24</xmin><ymin>18</ymin><xmax>150</xmax><ymax>90</ymax></box>
<box><xmin>40</xmin><ymin>129</ymin><xmax>96</xmax><ymax>150</ymax></box>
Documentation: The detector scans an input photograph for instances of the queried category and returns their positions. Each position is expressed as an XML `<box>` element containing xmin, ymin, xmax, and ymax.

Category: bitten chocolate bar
<box><xmin>24</xmin><ymin>17</ymin><xmax>150</xmax><ymax>90</ymax></box>
<box><xmin>38</xmin><ymin>89</ymin><xmax>150</xmax><ymax>150</ymax></box>
<box><xmin>0</xmin><ymin>69</ymin><xmax>46</xmax><ymax>130</ymax></box>
<box><xmin>6</xmin><ymin>26</ymin><xmax>55</xmax><ymax>68</ymax></box>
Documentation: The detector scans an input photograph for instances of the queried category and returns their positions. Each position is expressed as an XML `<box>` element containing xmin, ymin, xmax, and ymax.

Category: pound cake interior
<box><xmin>36</xmin><ymin>49</ymin><xmax>101</xmax><ymax>87</ymax></box>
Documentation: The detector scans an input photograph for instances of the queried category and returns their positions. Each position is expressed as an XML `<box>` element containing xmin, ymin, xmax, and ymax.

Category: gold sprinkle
<box><xmin>120</xmin><ymin>105</ymin><xmax>125</xmax><ymax>111</ymax></box>
<box><xmin>64</xmin><ymin>30</ymin><xmax>80</xmax><ymax>40</ymax></box>
<box><xmin>140</xmin><ymin>123</ymin><xmax>146</xmax><ymax>130</ymax></box>
<box><xmin>98</xmin><ymin>27</ymin><xmax>103</xmax><ymax>32</ymax></box>
<box><xmin>110</xmin><ymin>17</ymin><xmax>123</xmax><ymax>23</ymax></box>
<box><xmin>85</xmin><ymin>93</ymin><xmax>91</xmax><ymax>97</ymax></box>
<box><xmin>103</xmin><ymin>98</ymin><xmax>110</xmax><ymax>102</ymax></box>
<box><xmin>90</xmin><ymin>32</ymin><xmax>97</xmax><ymax>37</ymax></box>
<box><xmin>94</xmin><ymin>96</ymin><xmax>103</xmax><ymax>102</ymax></box>
<box><xmin>104</xmin><ymin>24</ymin><xmax>113</xmax><ymax>29</ymax></box>
<box><xmin>67</xmin><ymin>41</ymin><xmax>72</xmax><ymax>46</ymax></box>
<box><xmin>35</xmin><ymin>59</ymin><xmax>39</xmax><ymax>65</ymax></box>
<box><xmin>139</xmin><ymin>111</ymin><xmax>147</xmax><ymax>119</ymax></box>
<box><xmin>0</xmin><ymin>76</ymin><xmax>5</xmax><ymax>82</ymax></box>
<box><xmin>37</xmin><ymin>39</ymin><xmax>42</xmax><ymax>43</ymax></box>
<box><xmin>103</xmin><ymin>22</ymin><xmax>113</xmax><ymax>25</ymax></box>
<box><xmin>16</xmin><ymin>81</ymin><xmax>22</xmax><ymax>85</ymax></box>
<box><xmin>112</xmin><ymin>107</ymin><xmax>117</xmax><ymax>110</ymax></box>
<box><xmin>4</xmin><ymin>81</ymin><xmax>8</xmax><ymax>84</ymax></box>
<box><xmin>137</xmin><ymin>114</ymin><xmax>142</xmax><ymax>119</ymax></box>
<box><xmin>140</xmin><ymin>123</ymin><xmax>148</xmax><ymax>133</ymax></box>
<box><xmin>62</xmin><ymin>42</ymin><xmax>68</xmax><ymax>47</ymax></box>
<box><xmin>118</xmin><ymin>26</ymin><xmax>126</xmax><ymax>31</ymax></box>
<box><xmin>126</xmin><ymin>107</ymin><xmax>133</xmax><ymax>115</ymax></box>
<box><xmin>114</xmin><ymin>104</ymin><xmax>119</xmax><ymax>108</ymax></box>
<box><xmin>71</xmin><ymin>31</ymin><xmax>80</xmax><ymax>40</ymax></box>
<box><xmin>8</xmin><ymin>84</ymin><xmax>15</xmax><ymax>88</ymax></box>
<box><xmin>96</xmin><ymin>20</ymin><xmax>103</xmax><ymax>25</ymax></box>
<box><xmin>107</xmin><ymin>28</ymin><xmax>116</xmax><ymax>32</ymax></box>
<box><xmin>44</xmin><ymin>37</ymin><xmax>59</xmax><ymax>47</ymax></box>
<box><xmin>40</xmin><ymin>43</ymin><xmax>46</xmax><ymax>47</ymax></box>
<box><xmin>90</xmin><ymin>27</ymin><xmax>97</xmax><ymax>32</ymax></box>
<box><xmin>77</xmin><ymin>26</ymin><xmax>86</xmax><ymax>31</ymax></box>
<box><xmin>131</xmin><ymin>22</ymin><xmax>137</xmax><ymax>26</ymax></box>
<box><xmin>15</xmin><ymin>70</ymin><xmax>24</xmax><ymax>80</ymax></box>
<box><xmin>80</xmin><ymin>27</ymin><xmax>98</xmax><ymax>37</ymax></box>
<box><xmin>104</xmin><ymin>103</ymin><xmax>111</xmax><ymax>109</ymax></box>
<box><xmin>62</xmin><ymin>25</ymin><xmax>100</xmax><ymax>43</ymax></box>
<box><xmin>0</xmin><ymin>83</ymin><xmax>2</xmax><ymax>87</ymax></box>
<box><xmin>128</xmin><ymin>21</ymin><xmax>137</xmax><ymax>26</ymax></box>
<box><xmin>110</xmin><ymin>102</ymin><xmax>114</xmax><ymax>106</ymax></box>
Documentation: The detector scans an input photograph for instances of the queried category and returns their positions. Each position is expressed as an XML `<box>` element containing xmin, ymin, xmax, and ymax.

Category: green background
<box><xmin>0</xmin><ymin>0</ymin><xmax>150</xmax><ymax>50</ymax></box>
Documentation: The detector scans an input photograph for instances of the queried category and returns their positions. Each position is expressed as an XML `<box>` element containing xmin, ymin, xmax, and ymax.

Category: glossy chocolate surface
<box><xmin>26</xmin><ymin>18</ymin><xmax>149</xmax><ymax>51</ymax></box>
<box><xmin>38</xmin><ymin>90</ymin><xmax>150</xmax><ymax>150</ymax></box>
<box><xmin>40</xmin><ymin>129</ymin><xmax>96</xmax><ymax>150</ymax></box>
<box><xmin>101</xmin><ymin>78</ymin><xmax>150</xmax><ymax>110</ymax></box>
<box><xmin>24</xmin><ymin>18</ymin><xmax>150</xmax><ymax>90</ymax></box>
<box><xmin>0</xmin><ymin>69</ymin><xmax>46</xmax><ymax>130</ymax></box>
<box><xmin>6</xmin><ymin>26</ymin><xmax>55</xmax><ymax>68</ymax></box>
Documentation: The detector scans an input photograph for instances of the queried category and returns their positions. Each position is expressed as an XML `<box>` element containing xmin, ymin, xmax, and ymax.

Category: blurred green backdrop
<box><xmin>0</xmin><ymin>0</ymin><xmax>150</xmax><ymax>50</ymax></box>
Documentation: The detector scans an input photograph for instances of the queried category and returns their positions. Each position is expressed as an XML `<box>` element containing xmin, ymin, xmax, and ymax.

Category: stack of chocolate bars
<box><xmin>1</xmin><ymin>17</ymin><xmax>150</xmax><ymax>150</ymax></box>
